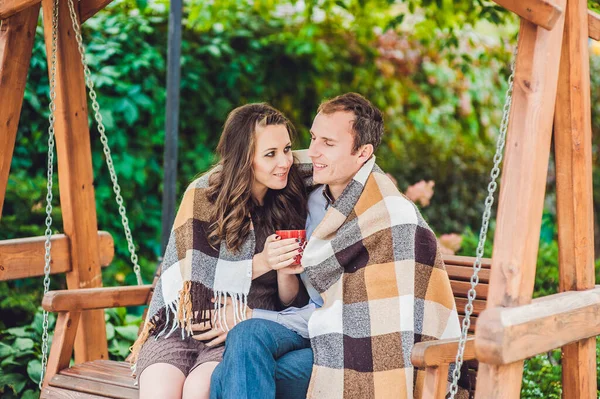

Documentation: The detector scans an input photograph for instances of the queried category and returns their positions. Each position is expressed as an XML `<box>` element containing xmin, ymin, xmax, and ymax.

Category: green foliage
<box><xmin>521</xmin><ymin>337</ymin><xmax>600</xmax><ymax>398</ymax></box>
<box><xmin>0</xmin><ymin>309</ymin><xmax>54</xmax><ymax>398</ymax></box>
<box><xmin>521</xmin><ymin>351</ymin><xmax>563</xmax><ymax>398</ymax></box>
<box><xmin>105</xmin><ymin>308</ymin><xmax>143</xmax><ymax>359</ymax></box>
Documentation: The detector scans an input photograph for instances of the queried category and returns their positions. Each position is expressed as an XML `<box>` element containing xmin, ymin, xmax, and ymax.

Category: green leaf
<box><xmin>6</xmin><ymin>326</ymin><xmax>30</xmax><ymax>338</ymax></box>
<box><xmin>114</xmin><ymin>325</ymin><xmax>139</xmax><ymax>342</ymax></box>
<box><xmin>106</xmin><ymin>322</ymin><xmax>115</xmax><ymax>341</ymax></box>
<box><xmin>0</xmin><ymin>342</ymin><xmax>14</xmax><ymax>357</ymax></box>
<box><xmin>0</xmin><ymin>372</ymin><xmax>27</xmax><ymax>394</ymax></box>
<box><xmin>1</xmin><ymin>355</ymin><xmax>21</xmax><ymax>368</ymax></box>
<box><xmin>14</xmin><ymin>338</ymin><xmax>34</xmax><ymax>351</ymax></box>
<box><xmin>27</xmin><ymin>359</ymin><xmax>42</xmax><ymax>384</ymax></box>
<box><xmin>125</xmin><ymin>314</ymin><xmax>142</xmax><ymax>325</ymax></box>
<box><xmin>21</xmin><ymin>389</ymin><xmax>39</xmax><ymax>399</ymax></box>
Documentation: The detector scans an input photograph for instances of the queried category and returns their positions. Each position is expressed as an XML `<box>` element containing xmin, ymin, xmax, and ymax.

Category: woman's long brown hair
<box><xmin>206</xmin><ymin>103</ymin><xmax>307</xmax><ymax>252</ymax></box>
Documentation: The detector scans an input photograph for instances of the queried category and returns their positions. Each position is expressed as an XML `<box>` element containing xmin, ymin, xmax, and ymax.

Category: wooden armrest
<box><xmin>411</xmin><ymin>337</ymin><xmax>476</xmax><ymax>368</ymax></box>
<box><xmin>475</xmin><ymin>286</ymin><xmax>600</xmax><ymax>364</ymax></box>
<box><xmin>42</xmin><ymin>285</ymin><xmax>153</xmax><ymax>312</ymax></box>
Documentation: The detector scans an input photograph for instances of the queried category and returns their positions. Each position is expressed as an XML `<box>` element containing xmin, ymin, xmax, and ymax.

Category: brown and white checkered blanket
<box><xmin>302</xmin><ymin>156</ymin><xmax>461</xmax><ymax>398</ymax></box>
<box><xmin>130</xmin><ymin>168</ymin><xmax>256</xmax><ymax>367</ymax></box>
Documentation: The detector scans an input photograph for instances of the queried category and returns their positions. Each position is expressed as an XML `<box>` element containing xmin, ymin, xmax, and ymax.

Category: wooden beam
<box><xmin>411</xmin><ymin>337</ymin><xmax>476</xmax><ymax>368</ymax></box>
<box><xmin>43</xmin><ymin>311</ymin><xmax>81</xmax><ymax>387</ymax></box>
<box><xmin>80</xmin><ymin>0</ymin><xmax>114</xmax><ymax>23</ymax></box>
<box><xmin>589</xmin><ymin>10</ymin><xmax>600</xmax><ymax>40</ymax></box>
<box><xmin>0</xmin><ymin>5</ymin><xmax>39</xmax><ymax>218</ymax></box>
<box><xmin>42</xmin><ymin>285</ymin><xmax>152</xmax><ymax>312</ymax></box>
<box><xmin>0</xmin><ymin>231</ymin><xmax>114</xmax><ymax>281</ymax></box>
<box><xmin>421</xmin><ymin>363</ymin><xmax>450</xmax><ymax>399</ymax></box>
<box><xmin>554</xmin><ymin>0</ymin><xmax>597</xmax><ymax>397</ymax></box>
<box><xmin>474</xmin><ymin>4</ymin><xmax>567</xmax><ymax>397</ymax></box>
<box><xmin>0</xmin><ymin>0</ymin><xmax>115</xmax><ymax>22</ymax></box>
<box><xmin>41</xmin><ymin>0</ymin><xmax>107</xmax><ymax>363</ymax></box>
<box><xmin>492</xmin><ymin>0</ymin><xmax>563</xmax><ymax>30</ymax></box>
<box><xmin>0</xmin><ymin>0</ymin><xmax>38</xmax><ymax>19</ymax></box>
<box><xmin>441</xmin><ymin>254</ymin><xmax>492</xmax><ymax>268</ymax></box>
<box><xmin>475</xmin><ymin>288</ymin><xmax>600</xmax><ymax>365</ymax></box>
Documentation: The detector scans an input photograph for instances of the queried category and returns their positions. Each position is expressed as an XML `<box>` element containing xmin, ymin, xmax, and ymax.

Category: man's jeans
<box><xmin>210</xmin><ymin>319</ymin><xmax>313</xmax><ymax>399</ymax></box>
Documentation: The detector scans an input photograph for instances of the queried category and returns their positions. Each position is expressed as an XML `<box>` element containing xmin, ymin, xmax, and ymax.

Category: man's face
<box><xmin>308</xmin><ymin>111</ymin><xmax>364</xmax><ymax>190</ymax></box>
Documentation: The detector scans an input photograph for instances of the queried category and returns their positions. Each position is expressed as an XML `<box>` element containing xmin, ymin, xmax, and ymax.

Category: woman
<box><xmin>131</xmin><ymin>103</ymin><xmax>309</xmax><ymax>399</ymax></box>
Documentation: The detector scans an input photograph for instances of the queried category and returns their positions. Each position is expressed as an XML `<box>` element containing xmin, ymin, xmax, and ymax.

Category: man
<box><xmin>208</xmin><ymin>93</ymin><xmax>461</xmax><ymax>398</ymax></box>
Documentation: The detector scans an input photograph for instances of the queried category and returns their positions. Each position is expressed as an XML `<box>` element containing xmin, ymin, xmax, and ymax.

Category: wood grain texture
<box><xmin>0</xmin><ymin>231</ymin><xmax>114</xmax><ymax>281</ymax></box>
<box><xmin>0</xmin><ymin>0</ymin><xmax>38</xmax><ymax>19</ymax></box>
<box><xmin>475</xmin><ymin>4</ymin><xmax>567</xmax><ymax>397</ymax></box>
<box><xmin>0</xmin><ymin>4</ymin><xmax>39</xmax><ymax>217</ymax></box>
<box><xmin>80</xmin><ymin>0</ymin><xmax>114</xmax><ymax>22</ymax></box>
<box><xmin>492</xmin><ymin>0</ymin><xmax>563</xmax><ymax>30</ymax></box>
<box><xmin>475</xmin><ymin>287</ymin><xmax>600</xmax><ymax>364</ymax></box>
<box><xmin>49</xmin><ymin>374</ymin><xmax>138</xmax><ymax>399</ymax></box>
<box><xmin>554</xmin><ymin>0</ymin><xmax>597</xmax><ymax>396</ymax></box>
<box><xmin>589</xmin><ymin>10</ymin><xmax>600</xmax><ymax>40</ymax></box>
<box><xmin>43</xmin><ymin>285</ymin><xmax>153</xmax><ymax>312</ymax></box>
<box><xmin>44</xmin><ymin>311</ymin><xmax>81</xmax><ymax>387</ymax></box>
<box><xmin>41</xmin><ymin>0</ymin><xmax>107</xmax><ymax>362</ymax></box>
<box><xmin>412</xmin><ymin>337</ymin><xmax>476</xmax><ymax>368</ymax></box>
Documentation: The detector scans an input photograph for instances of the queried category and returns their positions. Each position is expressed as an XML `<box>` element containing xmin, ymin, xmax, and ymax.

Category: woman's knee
<box><xmin>139</xmin><ymin>363</ymin><xmax>185</xmax><ymax>399</ymax></box>
<box><xmin>182</xmin><ymin>362</ymin><xmax>219</xmax><ymax>399</ymax></box>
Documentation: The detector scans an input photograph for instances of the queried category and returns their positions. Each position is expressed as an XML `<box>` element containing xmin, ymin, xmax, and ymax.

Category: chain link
<box><xmin>66</xmin><ymin>0</ymin><xmax>143</xmax><ymax>285</ymax></box>
<box><xmin>39</xmin><ymin>0</ymin><xmax>60</xmax><ymax>389</ymax></box>
<box><xmin>448</xmin><ymin>41</ymin><xmax>519</xmax><ymax>398</ymax></box>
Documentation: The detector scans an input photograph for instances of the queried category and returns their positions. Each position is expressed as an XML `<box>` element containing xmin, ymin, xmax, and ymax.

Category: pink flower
<box><xmin>405</xmin><ymin>180</ymin><xmax>435</xmax><ymax>207</ymax></box>
<box><xmin>439</xmin><ymin>233</ymin><xmax>463</xmax><ymax>255</ymax></box>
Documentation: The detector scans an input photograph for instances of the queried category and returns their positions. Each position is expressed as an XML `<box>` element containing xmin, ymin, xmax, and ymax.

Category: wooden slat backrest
<box><xmin>443</xmin><ymin>255</ymin><xmax>491</xmax><ymax>333</ymax></box>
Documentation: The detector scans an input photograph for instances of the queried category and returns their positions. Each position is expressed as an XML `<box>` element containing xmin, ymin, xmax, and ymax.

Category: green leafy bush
<box><xmin>0</xmin><ymin>309</ymin><xmax>52</xmax><ymax>398</ymax></box>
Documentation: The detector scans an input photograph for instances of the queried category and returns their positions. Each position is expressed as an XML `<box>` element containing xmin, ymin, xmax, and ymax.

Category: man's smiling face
<box><xmin>308</xmin><ymin>111</ymin><xmax>365</xmax><ymax>196</ymax></box>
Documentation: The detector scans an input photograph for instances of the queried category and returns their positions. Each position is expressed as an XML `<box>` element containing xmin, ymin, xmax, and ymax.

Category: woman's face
<box><xmin>252</xmin><ymin>124</ymin><xmax>294</xmax><ymax>197</ymax></box>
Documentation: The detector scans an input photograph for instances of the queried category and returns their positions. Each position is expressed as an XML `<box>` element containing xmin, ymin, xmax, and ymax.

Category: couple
<box><xmin>131</xmin><ymin>93</ymin><xmax>462</xmax><ymax>399</ymax></box>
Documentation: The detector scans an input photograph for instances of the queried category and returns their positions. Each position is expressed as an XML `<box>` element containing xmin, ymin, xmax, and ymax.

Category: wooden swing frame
<box><xmin>2</xmin><ymin>0</ymin><xmax>600</xmax><ymax>397</ymax></box>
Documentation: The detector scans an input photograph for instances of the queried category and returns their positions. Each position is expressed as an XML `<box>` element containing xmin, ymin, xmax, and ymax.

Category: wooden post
<box><xmin>43</xmin><ymin>311</ymin><xmax>81</xmax><ymax>387</ymax></box>
<box><xmin>0</xmin><ymin>4</ymin><xmax>39</xmax><ymax>218</ymax></box>
<box><xmin>474</xmin><ymin>5</ymin><xmax>567</xmax><ymax>397</ymax></box>
<box><xmin>554</xmin><ymin>0</ymin><xmax>597</xmax><ymax>397</ymax></box>
<box><xmin>41</xmin><ymin>0</ymin><xmax>108</xmax><ymax>362</ymax></box>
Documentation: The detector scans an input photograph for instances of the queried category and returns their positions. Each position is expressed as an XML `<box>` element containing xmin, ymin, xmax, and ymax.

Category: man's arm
<box><xmin>252</xmin><ymin>303</ymin><xmax>316</xmax><ymax>339</ymax></box>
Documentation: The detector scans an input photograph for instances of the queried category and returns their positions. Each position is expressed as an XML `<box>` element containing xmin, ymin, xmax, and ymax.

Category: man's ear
<box><xmin>356</xmin><ymin>144</ymin><xmax>374</xmax><ymax>164</ymax></box>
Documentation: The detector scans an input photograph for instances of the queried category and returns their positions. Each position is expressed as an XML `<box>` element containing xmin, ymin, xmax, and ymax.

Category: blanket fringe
<box><xmin>129</xmin><ymin>281</ymin><xmax>249</xmax><ymax>373</ymax></box>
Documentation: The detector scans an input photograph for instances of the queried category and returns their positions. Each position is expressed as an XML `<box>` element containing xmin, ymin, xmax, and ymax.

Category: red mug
<box><xmin>275</xmin><ymin>230</ymin><xmax>306</xmax><ymax>265</ymax></box>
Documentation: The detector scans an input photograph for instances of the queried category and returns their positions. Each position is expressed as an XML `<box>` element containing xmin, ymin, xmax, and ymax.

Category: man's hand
<box><xmin>191</xmin><ymin>297</ymin><xmax>252</xmax><ymax>346</ymax></box>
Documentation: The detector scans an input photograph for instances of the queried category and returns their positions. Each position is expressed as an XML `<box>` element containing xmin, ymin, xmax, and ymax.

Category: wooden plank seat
<box><xmin>40</xmin><ymin>255</ymin><xmax>490</xmax><ymax>398</ymax></box>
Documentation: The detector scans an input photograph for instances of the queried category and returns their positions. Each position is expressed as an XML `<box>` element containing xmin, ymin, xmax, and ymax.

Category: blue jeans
<box><xmin>210</xmin><ymin>319</ymin><xmax>313</xmax><ymax>399</ymax></box>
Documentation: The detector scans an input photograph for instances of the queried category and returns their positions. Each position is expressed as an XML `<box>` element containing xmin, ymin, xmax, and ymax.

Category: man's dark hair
<box><xmin>318</xmin><ymin>92</ymin><xmax>384</xmax><ymax>153</ymax></box>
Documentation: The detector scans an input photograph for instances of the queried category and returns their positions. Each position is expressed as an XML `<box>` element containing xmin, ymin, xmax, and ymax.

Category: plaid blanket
<box><xmin>303</xmin><ymin>156</ymin><xmax>461</xmax><ymax>398</ymax></box>
<box><xmin>131</xmin><ymin>169</ymin><xmax>255</xmax><ymax>365</ymax></box>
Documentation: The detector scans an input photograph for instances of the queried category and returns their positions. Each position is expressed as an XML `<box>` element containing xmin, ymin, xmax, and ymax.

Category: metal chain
<box><xmin>39</xmin><ymin>0</ymin><xmax>60</xmax><ymax>389</ymax></box>
<box><xmin>448</xmin><ymin>40</ymin><xmax>519</xmax><ymax>398</ymax></box>
<box><xmin>66</xmin><ymin>0</ymin><xmax>143</xmax><ymax>285</ymax></box>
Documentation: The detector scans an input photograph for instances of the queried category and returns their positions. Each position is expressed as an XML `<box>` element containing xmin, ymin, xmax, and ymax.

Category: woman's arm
<box><xmin>276</xmin><ymin>272</ymin><xmax>300</xmax><ymax>306</ymax></box>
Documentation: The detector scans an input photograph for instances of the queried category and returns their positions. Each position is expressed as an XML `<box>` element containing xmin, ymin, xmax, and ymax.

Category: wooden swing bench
<box><xmin>38</xmin><ymin>253</ymin><xmax>491</xmax><ymax>399</ymax></box>
<box><xmin>4</xmin><ymin>0</ymin><xmax>600</xmax><ymax>397</ymax></box>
